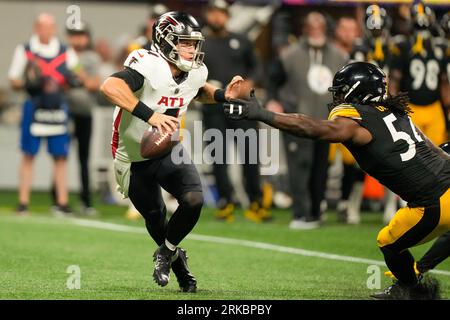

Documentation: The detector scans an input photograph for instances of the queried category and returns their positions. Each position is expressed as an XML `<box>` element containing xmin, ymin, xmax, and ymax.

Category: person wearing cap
<box><xmin>201</xmin><ymin>0</ymin><xmax>270</xmax><ymax>223</ymax></box>
<box><xmin>66</xmin><ymin>22</ymin><xmax>101</xmax><ymax>215</ymax></box>
<box><xmin>9</xmin><ymin>13</ymin><xmax>79</xmax><ymax>216</ymax></box>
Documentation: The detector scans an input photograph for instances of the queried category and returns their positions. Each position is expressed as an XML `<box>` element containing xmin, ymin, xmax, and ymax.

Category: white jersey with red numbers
<box><xmin>111</xmin><ymin>48</ymin><xmax>208</xmax><ymax>163</ymax></box>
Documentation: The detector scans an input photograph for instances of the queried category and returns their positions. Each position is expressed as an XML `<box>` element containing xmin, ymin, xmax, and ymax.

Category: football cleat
<box><xmin>244</xmin><ymin>201</ymin><xmax>273</xmax><ymax>223</ymax></box>
<box><xmin>371</xmin><ymin>275</ymin><xmax>440</xmax><ymax>300</ymax></box>
<box><xmin>152</xmin><ymin>244</ymin><xmax>175</xmax><ymax>287</ymax></box>
<box><xmin>258</xmin><ymin>206</ymin><xmax>273</xmax><ymax>222</ymax></box>
<box><xmin>171</xmin><ymin>248</ymin><xmax>197</xmax><ymax>293</ymax></box>
<box><xmin>371</xmin><ymin>280</ymin><xmax>411</xmax><ymax>300</ymax></box>
<box><xmin>215</xmin><ymin>203</ymin><xmax>235</xmax><ymax>223</ymax></box>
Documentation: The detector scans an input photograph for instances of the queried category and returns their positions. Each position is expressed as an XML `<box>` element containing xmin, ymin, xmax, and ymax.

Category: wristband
<box><xmin>132</xmin><ymin>101</ymin><xmax>154</xmax><ymax>122</ymax></box>
<box><xmin>214</xmin><ymin>89</ymin><xmax>227</xmax><ymax>103</ymax></box>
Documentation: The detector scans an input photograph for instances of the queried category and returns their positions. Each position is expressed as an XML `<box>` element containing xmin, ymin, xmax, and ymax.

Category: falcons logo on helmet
<box><xmin>155</xmin><ymin>14</ymin><xmax>180</xmax><ymax>43</ymax></box>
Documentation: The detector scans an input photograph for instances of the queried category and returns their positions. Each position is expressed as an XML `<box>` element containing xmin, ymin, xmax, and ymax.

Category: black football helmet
<box><xmin>328</xmin><ymin>62</ymin><xmax>387</xmax><ymax>104</ymax></box>
<box><xmin>365</xmin><ymin>4</ymin><xmax>390</xmax><ymax>37</ymax></box>
<box><xmin>411</xmin><ymin>2</ymin><xmax>434</xmax><ymax>31</ymax></box>
<box><xmin>440</xmin><ymin>12</ymin><xmax>450</xmax><ymax>38</ymax></box>
<box><xmin>152</xmin><ymin>11</ymin><xmax>205</xmax><ymax>72</ymax></box>
<box><xmin>440</xmin><ymin>142</ymin><xmax>450</xmax><ymax>154</ymax></box>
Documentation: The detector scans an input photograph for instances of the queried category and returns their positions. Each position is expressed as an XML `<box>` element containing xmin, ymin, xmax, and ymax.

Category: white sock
<box><xmin>165</xmin><ymin>239</ymin><xmax>177</xmax><ymax>251</ymax></box>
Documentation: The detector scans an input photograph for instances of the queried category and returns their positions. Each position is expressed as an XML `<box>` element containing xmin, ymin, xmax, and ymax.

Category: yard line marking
<box><xmin>3</xmin><ymin>215</ymin><xmax>450</xmax><ymax>277</ymax></box>
<box><xmin>68</xmin><ymin>218</ymin><xmax>450</xmax><ymax>277</ymax></box>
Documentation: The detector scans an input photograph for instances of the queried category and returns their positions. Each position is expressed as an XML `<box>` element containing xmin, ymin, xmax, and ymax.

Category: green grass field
<box><xmin>1</xmin><ymin>190</ymin><xmax>450</xmax><ymax>300</ymax></box>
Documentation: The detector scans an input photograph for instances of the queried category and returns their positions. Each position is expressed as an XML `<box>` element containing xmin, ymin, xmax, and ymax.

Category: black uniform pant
<box><xmin>283</xmin><ymin>132</ymin><xmax>329</xmax><ymax>221</ymax></box>
<box><xmin>128</xmin><ymin>146</ymin><xmax>203</xmax><ymax>246</ymax></box>
<box><xmin>417</xmin><ymin>230</ymin><xmax>450</xmax><ymax>273</ymax></box>
<box><xmin>73</xmin><ymin>114</ymin><xmax>92</xmax><ymax>207</ymax></box>
<box><xmin>203</xmin><ymin>105</ymin><xmax>262</xmax><ymax>204</ymax></box>
<box><xmin>341</xmin><ymin>164</ymin><xmax>365</xmax><ymax>200</ymax></box>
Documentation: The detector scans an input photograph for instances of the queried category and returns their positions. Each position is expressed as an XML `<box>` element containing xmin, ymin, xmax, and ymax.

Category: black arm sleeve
<box><xmin>110</xmin><ymin>67</ymin><xmax>145</xmax><ymax>92</ymax></box>
<box><xmin>194</xmin><ymin>87</ymin><xmax>204</xmax><ymax>99</ymax></box>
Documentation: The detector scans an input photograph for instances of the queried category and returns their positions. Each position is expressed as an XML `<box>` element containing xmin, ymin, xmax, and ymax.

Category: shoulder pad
<box><xmin>328</xmin><ymin>103</ymin><xmax>362</xmax><ymax>121</ymax></box>
<box><xmin>124</xmin><ymin>49</ymin><xmax>167</xmax><ymax>89</ymax></box>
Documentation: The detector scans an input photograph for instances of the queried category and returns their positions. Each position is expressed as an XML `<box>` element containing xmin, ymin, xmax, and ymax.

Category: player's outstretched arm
<box><xmin>196</xmin><ymin>76</ymin><xmax>244</xmax><ymax>104</ymax></box>
<box><xmin>100</xmin><ymin>76</ymin><xmax>178</xmax><ymax>133</ymax></box>
<box><xmin>224</xmin><ymin>90</ymin><xmax>371</xmax><ymax>145</ymax></box>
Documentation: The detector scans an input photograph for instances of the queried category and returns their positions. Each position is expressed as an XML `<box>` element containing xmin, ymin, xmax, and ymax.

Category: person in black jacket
<box><xmin>201</xmin><ymin>0</ymin><xmax>270</xmax><ymax>223</ymax></box>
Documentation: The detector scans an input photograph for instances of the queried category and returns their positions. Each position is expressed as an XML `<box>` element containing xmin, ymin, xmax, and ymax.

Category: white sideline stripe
<box><xmin>3</xmin><ymin>215</ymin><xmax>450</xmax><ymax>277</ymax></box>
<box><xmin>68</xmin><ymin>218</ymin><xmax>450</xmax><ymax>277</ymax></box>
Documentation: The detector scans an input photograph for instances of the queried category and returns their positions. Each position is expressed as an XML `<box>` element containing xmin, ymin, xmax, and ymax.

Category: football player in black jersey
<box><xmin>383</xmin><ymin>142</ymin><xmax>450</xmax><ymax>281</ymax></box>
<box><xmin>389</xmin><ymin>2</ymin><xmax>449</xmax><ymax>146</ymax></box>
<box><xmin>224</xmin><ymin>61</ymin><xmax>450</xmax><ymax>299</ymax></box>
<box><xmin>351</xmin><ymin>4</ymin><xmax>393</xmax><ymax>73</ymax></box>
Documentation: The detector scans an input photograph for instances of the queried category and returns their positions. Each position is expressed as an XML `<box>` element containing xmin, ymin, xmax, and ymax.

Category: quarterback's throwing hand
<box><xmin>148</xmin><ymin>113</ymin><xmax>179</xmax><ymax>133</ymax></box>
<box><xmin>224</xmin><ymin>75</ymin><xmax>244</xmax><ymax>100</ymax></box>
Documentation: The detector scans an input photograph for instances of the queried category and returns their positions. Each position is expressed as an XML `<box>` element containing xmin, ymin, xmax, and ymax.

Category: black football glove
<box><xmin>224</xmin><ymin>89</ymin><xmax>274</xmax><ymax>123</ymax></box>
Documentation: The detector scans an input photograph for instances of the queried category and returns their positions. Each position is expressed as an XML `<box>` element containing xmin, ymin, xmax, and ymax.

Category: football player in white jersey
<box><xmin>100</xmin><ymin>11</ymin><xmax>243</xmax><ymax>292</ymax></box>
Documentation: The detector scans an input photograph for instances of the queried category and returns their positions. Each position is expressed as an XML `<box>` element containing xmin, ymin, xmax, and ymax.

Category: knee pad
<box><xmin>377</xmin><ymin>226</ymin><xmax>392</xmax><ymax>248</ymax></box>
<box><xmin>180</xmin><ymin>191</ymin><xmax>204</xmax><ymax>211</ymax></box>
<box><xmin>142</xmin><ymin>206</ymin><xmax>167</xmax><ymax>221</ymax></box>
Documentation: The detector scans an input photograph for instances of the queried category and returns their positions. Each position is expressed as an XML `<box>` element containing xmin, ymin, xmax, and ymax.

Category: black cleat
<box><xmin>152</xmin><ymin>244</ymin><xmax>175</xmax><ymax>287</ymax></box>
<box><xmin>371</xmin><ymin>275</ymin><xmax>440</xmax><ymax>300</ymax></box>
<box><xmin>371</xmin><ymin>281</ymin><xmax>409</xmax><ymax>300</ymax></box>
<box><xmin>171</xmin><ymin>248</ymin><xmax>197</xmax><ymax>293</ymax></box>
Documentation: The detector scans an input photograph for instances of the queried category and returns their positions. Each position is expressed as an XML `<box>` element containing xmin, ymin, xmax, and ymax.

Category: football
<box><xmin>140</xmin><ymin>127</ymin><xmax>180</xmax><ymax>159</ymax></box>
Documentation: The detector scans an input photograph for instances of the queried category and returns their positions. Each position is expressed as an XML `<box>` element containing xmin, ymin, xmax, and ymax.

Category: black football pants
<box><xmin>128</xmin><ymin>146</ymin><xmax>203</xmax><ymax>246</ymax></box>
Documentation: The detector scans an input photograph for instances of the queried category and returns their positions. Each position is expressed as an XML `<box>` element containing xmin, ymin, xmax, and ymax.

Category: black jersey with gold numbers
<box><xmin>328</xmin><ymin>103</ymin><xmax>450</xmax><ymax>207</ymax></box>
<box><xmin>390</xmin><ymin>37</ymin><xmax>445</xmax><ymax>106</ymax></box>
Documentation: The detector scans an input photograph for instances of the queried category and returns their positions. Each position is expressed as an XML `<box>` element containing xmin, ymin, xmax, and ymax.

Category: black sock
<box><xmin>381</xmin><ymin>246</ymin><xmax>418</xmax><ymax>286</ymax></box>
<box><xmin>144</xmin><ymin>207</ymin><xmax>168</xmax><ymax>246</ymax></box>
<box><xmin>167</xmin><ymin>191</ymin><xmax>203</xmax><ymax>246</ymax></box>
<box><xmin>417</xmin><ymin>231</ymin><xmax>450</xmax><ymax>273</ymax></box>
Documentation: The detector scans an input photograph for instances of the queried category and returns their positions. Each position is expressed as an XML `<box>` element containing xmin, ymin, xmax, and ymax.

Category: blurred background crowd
<box><xmin>1</xmin><ymin>0</ymin><xmax>449</xmax><ymax>230</ymax></box>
